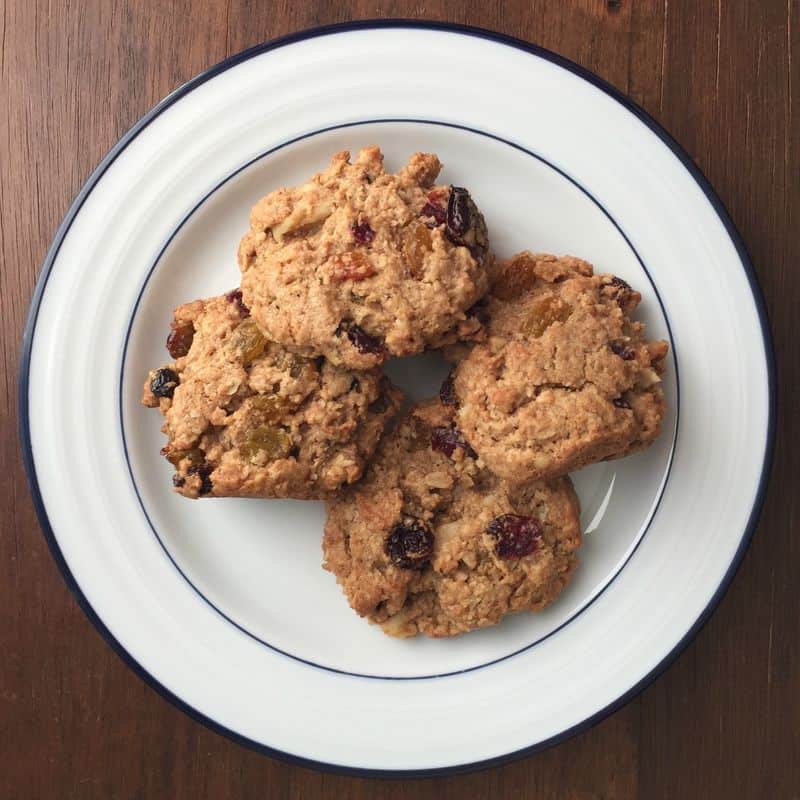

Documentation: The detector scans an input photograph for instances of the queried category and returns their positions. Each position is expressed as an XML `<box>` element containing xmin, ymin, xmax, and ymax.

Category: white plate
<box><xmin>20</xmin><ymin>22</ymin><xmax>775</xmax><ymax>775</ymax></box>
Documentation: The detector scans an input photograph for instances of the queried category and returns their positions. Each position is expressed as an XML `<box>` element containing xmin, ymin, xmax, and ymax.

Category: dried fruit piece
<box><xmin>610</xmin><ymin>341</ymin><xmax>635</xmax><ymax>360</ymax></box>
<box><xmin>330</xmin><ymin>251</ymin><xmax>376</xmax><ymax>282</ymax></box>
<box><xmin>523</xmin><ymin>296</ymin><xmax>573</xmax><ymax>337</ymax></box>
<box><xmin>150</xmin><ymin>368</ymin><xmax>179</xmax><ymax>398</ymax></box>
<box><xmin>439</xmin><ymin>373</ymin><xmax>458</xmax><ymax>407</ymax></box>
<box><xmin>172</xmin><ymin>474</ymin><xmax>185</xmax><ymax>488</ymax></box>
<box><xmin>445</xmin><ymin>186</ymin><xmax>488</xmax><ymax>258</ymax></box>
<box><xmin>162</xmin><ymin>446</ymin><xmax>204</xmax><ymax>467</ymax></box>
<box><xmin>386</xmin><ymin>519</ymin><xmax>434</xmax><ymax>569</ymax></box>
<box><xmin>421</xmin><ymin>190</ymin><xmax>447</xmax><ymax>226</ymax></box>
<box><xmin>613</xmin><ymin>396</ymin><xmax>632</xmax><ymax>409</ymax></box>
<box><xmin>336</xmin><ymin>321</ymin><xmax>386</xmax><ymax>357</ymax></box>
<box><xmin>239</xmin><ymin>425</ymin><xmax>293</xmax><ymax>461</ymax></box>
<box><xmin>350</xmin><ymin>221</ymin><xmax>375</xmax><ymax>245</ymax></box>
<box><xmin>493</xmin><ymin>254</ymin><xmax>540</xmax><ymax>300</ymax></box>
<box><xmin>249</xmin><ymin>394</ymin><xmax>293</xmax><ymax>422</ymax></box>
<box><xmin>225</xmin><ymin>288</ymin><xmax>250</xmax><ymax>316</ymax></box>
<box><xmin>187</xmin><ymin>462</ymin><xmax>213</xmax><ymax>495</ymax></box>
<box><xmin>230</xmin><ymin>318</ymin><xmax>266</xmax><ymax>364</ymax></box>
<box><xmin>465</xmin><ymin>298</ymin><xmax>490</xmax><ymax>325</ymax></box>
<box><xmin>487</xmin><ymin>514</ymin><xmax>542</xmax><ymax>559</ymax></box>
<box><xmin>404</xmin><ymin>222</ymin><xmax>432</xmax><ymax>277</ymax></box>
<box><xmin>431</xmin><ymin>426</ymin><xmax>477</xmax><ymax>458</ymax></box>
<box><xmin>166</xmin><ymin>323</ymin><xmax>194</xmax><ymax>358</ymax></box>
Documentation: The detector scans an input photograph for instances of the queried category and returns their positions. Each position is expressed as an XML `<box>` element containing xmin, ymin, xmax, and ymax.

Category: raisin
<box><xmin>172</xmin><ymin>474</ymin><xmax>185</xmax><ymax>488</ymax></box>
<box><xmin>610</xmin><ymin>275</ymin><xmax>631</xmax><ymax>290</ymax></box>
<box><xmin>249</xmin><ymin>394</ymin><xmax>292</xmax><ymax>422</ymax></box>
<box><xmin>166</xmin><ymin>323</ymin><xmax>194</xmax><ymax>358</ymax></box>
<box><xmin>386</xmin><ymin>519</ymin><xmax>434</xmax><ymax>569</ymax></box>
<box><xmin>439</xmin><ymin>373</ymin><xmax>458</xmax><ymax>407</ymax></box>
<box><xmin>230</xmin><ymin>318</ymin><xmax>266</xmax><ymax>364</ymax></box>
<box><xmin>336</xmin><ymin>321</ymin><xmax>386</xmax><ymax>357</ymax></box>
<box><xmin>610</xmin><ymin>341</ymin><xmax>635</xmax><ymax>360</ymax></box>
<box><xmin>404</xmin><ymin>222</ymin><xmax>432</xmax><ymax>277</ymax></box>
<box><xmin>445</xmin><ymin>186</ymin><xmax>489</xmax><ymax>258</ymax></box>
<box><xmin>431</xmin><ymin>426</ymin><xmax>477</xmax><ymax>459</ymax></box>
<box><xmin>161</xmin><ymin>446</ymin><xmax>204</xmax><ymax>467</ymax></box>
<box><xmin>225</xmin><ymin>288</ymin><xmax>250</xmax><ymax>316</ymax></box>
<box><xmin>487</xmin><ymin>514</ymin><xmax>542</xmax><ymax>559</ymax></box>
<box><xmin>613</xmin><ymin>396</ymin><xmax>632</xmax><ymax>409</ymax></box>
<box><xmin>493</xmin><ymin>254</ymin><xmax>540</xmax><ymax>300</ymax></box>
<box><xmin>523</xmin><ymin>296</ymin><xmax>572</xmax><ymax>337</ymax></box>
<box><xmin>350</xmin><ymin>221</ymin><xmax>375</xmax><ymax>245</ymax></box>
<box><xmin>240</xmin><ymin>425</ymin><xmax>293</xmax><ymax>461</ymax></box>
<box><xmin>150</xmin><ymin>368</ymin><xmax>179</xmax><ymax>398</ymax></box>
<box><xmin>187</xmin><ymin>462</ymin><xmax>213</xmax><ymax>495</ymax></box>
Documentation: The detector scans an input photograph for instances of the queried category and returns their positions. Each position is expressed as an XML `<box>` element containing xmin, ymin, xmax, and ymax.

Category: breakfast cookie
<box><xmin>323</xmin><ymin>400</ymin><xmax>581</xmax><ymax>638</ymax></box>
<box><xmin>451</xmin><ymin>252</ymin><xmax>669</xmax><ymax>483</ymax></box>
<box><xmin>142</xmin><ymin>291</ymin><xmax>402</xmax><ymax>499</ymax></box>
<box><xmin>237</xmin><ymin>146</ymin><xmax>491</xmax><ymax>369</ymax></box>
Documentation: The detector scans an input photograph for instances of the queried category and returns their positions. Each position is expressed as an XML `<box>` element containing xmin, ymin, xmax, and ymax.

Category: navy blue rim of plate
<box><xmin>120</xmin><ymin>117</ymin><xmax>681</xmax><ymax>681</ymax></box>
<box><xmin>17</xmin><ymin>20</ymin><xmax>776</xmax><ymax>779</ymax></box>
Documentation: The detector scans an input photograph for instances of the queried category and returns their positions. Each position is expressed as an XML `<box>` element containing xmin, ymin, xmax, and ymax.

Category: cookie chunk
<box><xmin>238</xmin><ymin>147</ymin><xmax>491</xmax><ymax>369</ymax></box>
<box><xmin>142</xmin><ymin>292</ymin><xmax>402</xmax><ymax>499</ymax></box>
<box><xmin>323</xmin><ymin>401</ymin><xmax>581</xmax><ymax>638</ymax></box>
<box><xmin>452</xmin><ymin>252</ymin><xmax>669</xmax><ymax>482</ymax></box>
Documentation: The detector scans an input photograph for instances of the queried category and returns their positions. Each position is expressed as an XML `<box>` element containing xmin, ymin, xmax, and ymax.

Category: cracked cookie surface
<box><xmin>452</xmin><ymin>252</ymin><xmax>669</xmax><ymax>482</ymax></box>
<box><xmin>237</xmin><ymin>147</ymin><xmax>491</xmax><ymax>369</ymax></box>
<box><xmin>323</xmin><ymin>400</ymin><xmax>581</xmax><ymax>638</ymax></box>
<box><xmin>142</xmin><ymin>292</ymin><xmax>402</xmax><ymax>499</ymax></box>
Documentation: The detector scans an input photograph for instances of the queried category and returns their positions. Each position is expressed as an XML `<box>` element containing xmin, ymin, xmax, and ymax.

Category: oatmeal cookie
<box><xmin>323</xmin><ymin>401</ymin><xmax>581</xmax><ymax>638</ymax></box>
<box><xmin>142</xmin><ymin>291</ymin><xmax>402</xmax><ymax>499</ymax></box>
<box><xmin>452</xmin><ymin>252</ymin><xmax>669</xmax><ymax>482</ymax></box>
<box><xmin>238</xmin><ymin>147</ymin><xmax>491</xmax><ymax>369</ymax></box>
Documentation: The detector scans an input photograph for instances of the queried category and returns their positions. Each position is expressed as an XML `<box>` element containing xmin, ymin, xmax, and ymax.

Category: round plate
<box><xmin>20</xmin><ymin>22</ymin><xmax>775</xmax><ymax>776</ymax></box>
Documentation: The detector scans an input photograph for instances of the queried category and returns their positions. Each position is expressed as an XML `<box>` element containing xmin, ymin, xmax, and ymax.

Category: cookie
<box><xmin>323</xmin><ymin>401</ymin><xmax>581</xmax><ymax>638</ymax></box>
<box><xmin>142</xmin><ymin>291</ymin><xmax>402</xmax><ymax>499</ymax></box>
<box><xmin>451</xmin><ymin>252</ymin><xmax>669</xmax><ymax>482</ymax></box>
<box><xmin>237</xmin><ymin>146</ymin><xmax>491</xmax><ymax>369</ymax></box>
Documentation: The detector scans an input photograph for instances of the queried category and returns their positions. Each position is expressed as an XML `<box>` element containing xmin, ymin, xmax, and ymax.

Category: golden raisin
<box><xmin>230</xmin><ymin>318</ymin><xmax>266</xmax><ymax>364</ymax></box>
<box><xmin>493</xmin><ymin>254</ymin><xmax>540</xmax><ymax>300</ymax></box>
<box><xmin>404</xmin><ymin>222</ymin><xmax>432</xmax><ymax>278</ymax></box>
<box><xmin>163</xmin><ymin>447</ymin><xmax>204</xmax><ymax>467</ymax></box>
<box><xmin>523</xmin><ymin>296</ymin><xmax>573</xmax><ymax>337</ymax></box>
<box><xmin>240</xmin><ymin>425</ymin><xmax>293</xmax><ymax>462</ymax></box>
<box><xmin>249</xmin><ymin>394</ymin><xmax>292</xmax><ymax>422</ymax></box>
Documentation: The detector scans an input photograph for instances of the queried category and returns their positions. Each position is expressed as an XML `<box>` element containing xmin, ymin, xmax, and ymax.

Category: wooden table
<box><xmin>2</xmin><ymin>2</ymin><xmax>796</xmax><ymax>797</ymax></box>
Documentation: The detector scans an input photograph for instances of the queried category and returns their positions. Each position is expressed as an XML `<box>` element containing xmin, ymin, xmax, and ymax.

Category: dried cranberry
<box><xmin>350</xmin><ymin>221</ymin><xmax>375</xmax><ymax>245</ymax></box>
<box><xmin>487</xmin><ymin>514</ymin><xmax>542</xmax><ymax>559</ymax></box>
<box><xmin>225</xmin><ymin>288</ymin><xmax>250</xmax><ymax>316</ymax></box>
<box><xmin>421</xmin><ymin>201</ymin><xmax>446</xmax><ymax>227</ymax></box>
<box><xmin>166</xmin><ymin>324</ymin><xmax>194</xmax><ymax>358</ymax></box>
<box><xmin>613</xmin><ymin>396</ymin><xmax>632</xmax><ymax>409</ymax></box>
<box><xmin>610</xmin><ymin>341</ymin><xmax>635</xmax><ymax>360</ymax></box>
<box><xmin>150</xmin><ymin>368</ymin><xmax>179</xmax><ymax>398</ymax></box>
<box><xmin>336</xmin><ymin>321</ymin><xmax>386</xmax><ymax>356</ymax></box>
<box><xmin>187</xmin><ymin>462</ymin><xmax>213</xmax><ymax>495</ymax></box>
<box><xmin>431</xmin><ymin>426</ymin><xmax>477</xmax><ymax>459</ymax></box>
<box><xmin>439</xmin><ymin>373</ymin><xmax>458</xmax><ymax>407</ymax></box>
<box><xmin>386</xmin><ymin>519</ymin><xmax>434</xmax><ymax>569</ymax></box>
<box><xmin>445</xmin><ymin>187</ymin><xmax>488</xmax><ymax>258</ymax></box>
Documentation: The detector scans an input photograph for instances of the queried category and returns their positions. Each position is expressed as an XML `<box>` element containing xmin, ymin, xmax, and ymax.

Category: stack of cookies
<box><xmin>143</xmin><ymin>147</ymin><xmax>668</xmax><ymax>638</ymax></box>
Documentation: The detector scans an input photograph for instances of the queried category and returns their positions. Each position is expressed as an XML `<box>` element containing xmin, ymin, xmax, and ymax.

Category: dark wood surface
<box><xmin>1</xmin><ymin>1</ymin><xmax>797</xmax><ymax>797</ymax></box>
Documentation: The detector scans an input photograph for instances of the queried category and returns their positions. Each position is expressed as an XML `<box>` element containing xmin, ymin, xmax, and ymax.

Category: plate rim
<box><xmin>17</xmin><ymin>19</ymin><xmax>777</xmax><ymax>778</ymax></box>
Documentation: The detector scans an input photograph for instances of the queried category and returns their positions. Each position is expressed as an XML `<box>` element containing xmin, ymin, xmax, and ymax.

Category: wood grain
<box><xmin>1</xmin><ymin>1</ymin><xmax>796</xmax><ymax>797</ymax></box>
